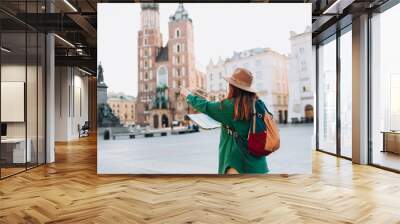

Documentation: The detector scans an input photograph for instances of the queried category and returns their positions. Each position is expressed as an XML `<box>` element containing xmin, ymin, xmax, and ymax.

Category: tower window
<box><xmin>176</xmin><ymin>29</ymin><xmax>180</xmax><ymax>38</ymax></box>
<box><xmin>176</xmin><ymin>44</ymin><xmax>181</xmax><ymax>53</ymax></box>
<box><xmin>144</xmin><ymin>38</ymin><xmax>148</xmax><ymax>46</ymax></box>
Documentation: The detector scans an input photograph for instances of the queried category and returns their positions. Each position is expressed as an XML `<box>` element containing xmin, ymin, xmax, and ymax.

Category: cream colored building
<box><xmin>287</xmin><ymin>27</ymin><xmax>315</xmax><ymax>123</ymax></box>
<box><xmin>206</xmin><ymin>48</ymin><xmax>289</xmax><ymax>123</ymax></box>
<box><xmin>108</xmin><ymin>93</ymin><xmax>136</xmax><ymax>126</ymax></box>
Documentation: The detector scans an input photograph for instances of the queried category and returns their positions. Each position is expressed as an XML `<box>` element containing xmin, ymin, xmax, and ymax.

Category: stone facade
<box><xmin>206</xmin><ymin>48</ymin><xmax>289</xmax><ymax>123</ymax></box>
<box><xmin>136</xmin><ymin>3</ymin><xmax>205</xmax><ymax>128</ymax></box>
<box><xmin>287</xmin><ymin>27</ymin><xmax>314</xmax><ymax>123</ymax></box>
<box><xmin>108</xmin><ymin>93</ymin><xmax>136</xmax><ymax>127</ymax></box>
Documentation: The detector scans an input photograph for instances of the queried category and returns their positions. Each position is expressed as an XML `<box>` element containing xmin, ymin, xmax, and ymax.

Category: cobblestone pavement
<box><xmin>98</xmin><ymin>124</ymin><xmax>314</xmax><ymax>174</ymax></box>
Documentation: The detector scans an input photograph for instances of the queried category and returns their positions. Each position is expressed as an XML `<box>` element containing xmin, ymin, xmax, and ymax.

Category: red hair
<box><xmin>224</xmin><ymin>84</ymin><xmax>257</xmax><ymax>120</ymax></box>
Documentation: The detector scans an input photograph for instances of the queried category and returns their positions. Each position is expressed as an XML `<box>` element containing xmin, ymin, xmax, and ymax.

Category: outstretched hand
<box><xmin>180</xmin><ymin>87</ymin><xmax>191</xmax><ymax>98</ymax></box>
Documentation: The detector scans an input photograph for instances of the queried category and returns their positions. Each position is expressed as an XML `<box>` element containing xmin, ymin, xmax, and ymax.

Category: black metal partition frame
<box><xmin>315</xmin><ymin>24</ymin><xmax>352</xmax><ymax>161</ymax></box>
<box><xmin>0</xmin><ymin>0</ymin><xmax>47</xmax><ymax>180</ymax></box>
<box><xmin>316</xmin><ymin>0</ymin><xmax>400</xmax><ymax>173</ymax></box>
<box><xmin>367</xmin><ymin>1</ymin><xmax>400</xmax><ymax>173</ymax></box>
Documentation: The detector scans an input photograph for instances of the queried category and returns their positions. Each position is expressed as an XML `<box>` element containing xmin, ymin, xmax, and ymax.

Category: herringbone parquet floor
<box><xmin>1</xmin><ymin>135</ymin><xmax>400</xmax><ymax>223</ymax></box>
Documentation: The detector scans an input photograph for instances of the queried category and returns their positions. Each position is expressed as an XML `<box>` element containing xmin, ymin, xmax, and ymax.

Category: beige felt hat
<box><xmin>223</xmin><ymin>68</ymin><xmax>257</xmax><ymax>93</ymax></box>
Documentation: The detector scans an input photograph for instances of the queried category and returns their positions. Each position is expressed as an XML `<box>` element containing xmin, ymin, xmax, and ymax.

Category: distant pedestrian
<box><xmin>180</xmin><ymin>68</ymin><xmax>269</xmax><ymax>174</ymax></box>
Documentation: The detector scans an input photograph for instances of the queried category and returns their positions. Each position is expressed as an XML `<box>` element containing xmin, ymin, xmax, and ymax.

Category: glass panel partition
<box><xmin>371</xmin><ymin>4</ymin><xmax>400</xmax><ymax>171</ymax></box>
<box><xmin>1</xmin><ymin>31</ymin><xmax>28</xmax><ymax>177</ymax></box>
<box><xmin>317</xmin><ymin>36</ymin><xmax>337</xmax><ymax>154</ymax></box>
<box><xmin>0</xmin><ymin>1</ymin><xmax>46</xmax><ymax>179</ymax></box>
<box><xmin>339</xmin><ymin>29</ymin><xmax>352</xmax><ymax>158</ymax></box>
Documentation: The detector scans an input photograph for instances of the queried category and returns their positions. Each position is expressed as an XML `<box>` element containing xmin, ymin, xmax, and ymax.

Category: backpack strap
<box><xmin>258</xmin><ymin>100</ymin><xmax>273</xmax><ymax>118</ymax></box>
<box><xmin>222</xmin><ymin>124</ymin><xmax>239</xmax><ymax>138</ymax></box>
<box><xmin>251</xmin><ymin>100</ymin><xmax>256</xmax><ymax>134</ymax></box>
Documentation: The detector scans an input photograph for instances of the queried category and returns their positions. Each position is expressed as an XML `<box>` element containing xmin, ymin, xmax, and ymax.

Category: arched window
<box><xmin>176</xmin><ymin>29</ymin><xmax>180</xmax><ymax>38</ymax></box>
<box><xmin>144</xmin><ymin>38</ymin><xmax>148</xmax><ymax>46</ymax></box>
<box><xmin>176</xmin><ymin>44</ymin><xmax>181</xmax><ymax>53</ymax></box>
<box><xmin>157</xmin><ymin>66</ymin><xmax>168</xmax><ymax>87</ymax></box>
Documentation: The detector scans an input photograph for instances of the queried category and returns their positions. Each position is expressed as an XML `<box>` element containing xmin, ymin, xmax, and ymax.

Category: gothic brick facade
<box><xmin>136</xmin><ymin>3</ymin><xmax>205</xmax><ymax>128</ymax></box>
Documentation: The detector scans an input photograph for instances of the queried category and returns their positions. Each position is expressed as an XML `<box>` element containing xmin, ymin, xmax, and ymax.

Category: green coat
<box><xmin>186</xmin><ymin>94</ymin><xmax>268</xmax><ymax>174</ymax></box>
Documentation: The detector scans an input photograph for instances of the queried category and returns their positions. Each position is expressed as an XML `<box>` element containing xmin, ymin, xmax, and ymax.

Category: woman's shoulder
<box><xmin>256</xmin><ymin>99</ymin><xmax>273</xmax><ymax>115</ymax></box>
<box><xmin>220</xmin><ymin>98</ymin><xmax>234</xmax><ymax>105</ymax></box>
<box><xmin>219</xmin><ymin>98</ymin><xmax>235</xmax><ymax>110</ymax></box>
<box><xmin>256</xmin><ymin>99</ymin><xmax>266</xmax><ymax>107</ymax></box>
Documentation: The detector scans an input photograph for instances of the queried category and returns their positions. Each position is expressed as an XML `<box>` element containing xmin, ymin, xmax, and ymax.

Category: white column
<box><xmin>46</xmin><ymin>32</ymin><xmax>55</xmax><ymax>163</ymax></box>
<box><xmin>54</xmin><ymin>67</ymin><xmax>73</xmax><ymax>141</ymax></box>
<box><xmin>352</xmin><ymin>14</ymin><xmax>369</xmax><ymax>164</ymax></box>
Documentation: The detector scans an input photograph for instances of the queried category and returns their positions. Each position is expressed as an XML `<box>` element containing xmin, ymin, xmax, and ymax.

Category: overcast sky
<box><xmin>98</xmin><ymin>3</ymin><xmax>311</xmax><ymax>96</ymax></box>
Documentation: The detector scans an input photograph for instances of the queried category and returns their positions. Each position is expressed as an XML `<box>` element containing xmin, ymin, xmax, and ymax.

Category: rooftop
<box><xmin>108</xmin><ymin>92</ymin><xmax>136</xmax><ymax>102</ymax></box>
<box><xmin>156</xmin><ymin>45</ymin><xmax>169</xmax><ymax>62</ymax></box>
<box><xmin>141</xmin><ymin>3</ymin><xmax>159</xmax><ymax>11</ymax></box>
<box><xmin>169</xmin><ymin>3</ymin><xmax>191</xmax><ymax>22</ymax></box>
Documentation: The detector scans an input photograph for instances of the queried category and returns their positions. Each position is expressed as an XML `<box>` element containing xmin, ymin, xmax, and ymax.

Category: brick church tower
<box><xmin>167</xmin><ymin>3</ymin><xmax>198</xmax><ymax>122</ymax></box>
<box><xmin>136</xmin><ymin>3</ymin><xmax>204</xmax><ymax>127</ymax></box>
<box><xmin>136</xmin><ymin>3</ymin><xmax>163</xmax><ymax>125</ymax></box>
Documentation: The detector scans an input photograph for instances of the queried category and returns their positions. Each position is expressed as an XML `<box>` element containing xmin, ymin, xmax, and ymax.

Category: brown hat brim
<box><xmin>223</xmin><ymin>77</ymin><xmax>258</xmax><ymax>93</ymax></box>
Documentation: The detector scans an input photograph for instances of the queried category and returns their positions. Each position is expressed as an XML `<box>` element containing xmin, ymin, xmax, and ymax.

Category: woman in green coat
<box><xmin>180</xmin><ymin>68</ymin><xmax>268</xmax><ymax>174</ymax></box>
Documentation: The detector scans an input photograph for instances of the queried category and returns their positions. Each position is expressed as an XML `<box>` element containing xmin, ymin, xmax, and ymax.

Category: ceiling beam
<box><xmin>67</xmin><ymin>13</ymin><xmax>97</xmax><ymax>42</ymax></box>
<box><xmin>55</xmin><ymin>55</ymin><xmax>96</xmax><ymax>69</ymax></box>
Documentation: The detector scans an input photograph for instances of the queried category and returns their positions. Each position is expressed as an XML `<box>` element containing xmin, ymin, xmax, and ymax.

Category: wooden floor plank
<box><xmin>0</xmin><ymin>135</ymin><xmax>400</xmax><ymax>223</ymax></box>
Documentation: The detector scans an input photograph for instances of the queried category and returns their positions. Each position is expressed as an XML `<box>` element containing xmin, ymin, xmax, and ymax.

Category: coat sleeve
<box><xmin>186</xmin><ymin>94</ymin><xmax>230</xmax><ymax>124</ymax></box>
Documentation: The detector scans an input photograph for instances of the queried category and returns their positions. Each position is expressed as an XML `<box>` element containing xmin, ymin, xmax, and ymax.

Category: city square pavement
<box><xmin>98</xmin><ymin>124</ymin><xmax>314</xmax><ymax>174</ymax></box>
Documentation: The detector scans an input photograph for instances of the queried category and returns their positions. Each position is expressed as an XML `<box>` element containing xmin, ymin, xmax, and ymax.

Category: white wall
<box><xmin>55</xmin><ymin>67</ymin><xmax>89</xmax><ymax>141</ymax></box>
<box><xmin>1</xmin><ymin>63</ymin><xmax>47</xmax><ymax>164</ymax></box>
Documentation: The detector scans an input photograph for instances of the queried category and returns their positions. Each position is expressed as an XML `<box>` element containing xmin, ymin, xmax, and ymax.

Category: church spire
<box><xmin>169</xmin><ymin>3</ymin><xmax>191</xmax><ymax>22</ymax></box>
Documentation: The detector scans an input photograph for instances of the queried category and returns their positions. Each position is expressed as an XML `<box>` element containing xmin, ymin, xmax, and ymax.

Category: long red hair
<box><xmin>224</xmin><ymin>84</ymin><xmax>257</xmax><ymax>121</ymax></box>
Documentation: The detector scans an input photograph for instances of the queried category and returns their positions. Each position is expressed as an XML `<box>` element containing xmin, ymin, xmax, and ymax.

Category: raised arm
<box><xmin>186</xmin><ymin>94</ymin><xmax>230</xmax><ymax>124</ymax></box>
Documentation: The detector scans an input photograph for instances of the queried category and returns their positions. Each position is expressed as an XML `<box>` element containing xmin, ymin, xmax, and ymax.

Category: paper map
<box><xmin>187</xmin><ymin>114</ymin><xmax>221</xmax><ymax>130</ymax></box>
